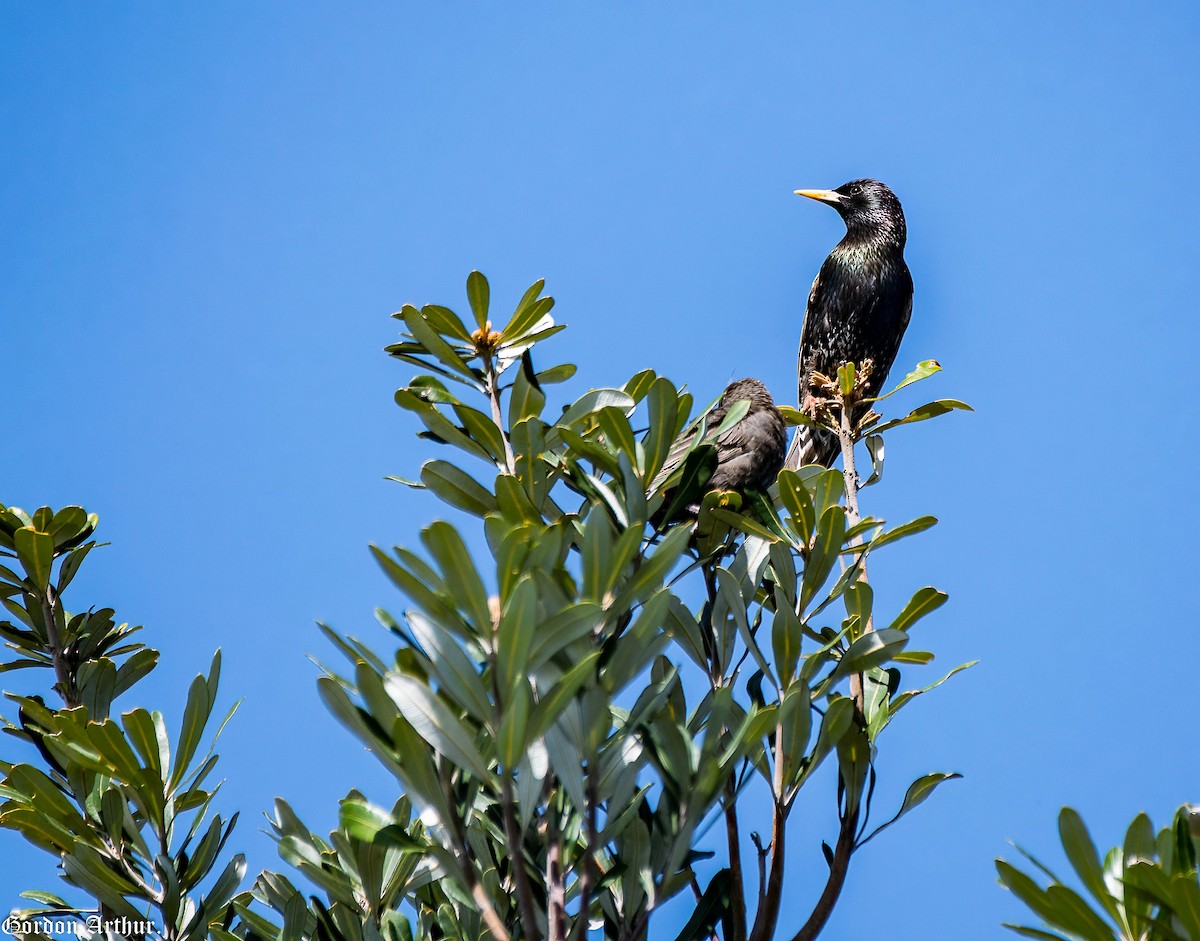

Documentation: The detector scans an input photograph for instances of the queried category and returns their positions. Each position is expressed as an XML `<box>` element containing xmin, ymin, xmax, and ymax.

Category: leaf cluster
<box><xmin>999</xmin><ymin>806</ymin><xmax>1200</xmax><ymax>941</ymax></box>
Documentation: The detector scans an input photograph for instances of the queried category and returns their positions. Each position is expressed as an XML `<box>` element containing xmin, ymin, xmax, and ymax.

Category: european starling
<box><xmin>654</xmin><ymin>378</ymin><xmax>787</xmax><ymax>516</ymax></box>
<box><xmin>785</xmin><ymin>179</ymin><xmax>913</xmax><ymax>469</ymax></box>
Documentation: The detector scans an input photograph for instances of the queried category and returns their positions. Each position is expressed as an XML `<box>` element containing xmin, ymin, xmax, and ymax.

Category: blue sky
<box><xmin>3</xmin><ymin>2</ymin><xmax>1198</xmax><ymax>937</ymax></box>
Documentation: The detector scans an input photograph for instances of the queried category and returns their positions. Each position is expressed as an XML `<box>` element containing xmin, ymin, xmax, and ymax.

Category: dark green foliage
<box><xmin>237</xmin><ymin>272</ymin><xmax>971</xmax><ymax>941</ymax></box>
<box><xmin>998</xmin><ymin>806</ymin><xmax>1200</xmax><ymax>941</ymax></box>
<box><xmin>0</xmin><ymin>505</ymin><xmax>243</xmax><ymax>940</ymax></box>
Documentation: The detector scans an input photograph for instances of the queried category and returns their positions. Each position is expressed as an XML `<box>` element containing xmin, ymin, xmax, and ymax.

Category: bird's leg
<box><xmin>802</xmin><ymin>371</ymin><xmax>842</xmax><ymax>433</ymax></box>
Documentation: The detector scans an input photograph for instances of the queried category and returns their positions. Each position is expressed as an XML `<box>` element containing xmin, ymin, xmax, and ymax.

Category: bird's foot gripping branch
<box><xmin>280</xmin><ymin>270</ymin><xmax>978</xmax><ymax>941</ymax></box>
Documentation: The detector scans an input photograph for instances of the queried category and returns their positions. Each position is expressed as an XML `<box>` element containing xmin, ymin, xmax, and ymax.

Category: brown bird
<box><xmin>654</xmin><ymin>378</ymin><xmax>787</xmax><ymax>518</ymax></box>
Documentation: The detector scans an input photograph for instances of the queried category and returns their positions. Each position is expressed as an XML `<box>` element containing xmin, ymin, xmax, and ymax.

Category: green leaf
<box><xmin>406</xmin><ymin>612</ymin><xmax>491</xmax><ymax>724</ymax></box>
<box><xmin>528</xmin><ymin>650</ymin><xmax>601</xmax><ymax>740</ymax></box>
<box><xmin>509</xmin><ymin>352</ymin><xmax>546</xmax><ymax>426</ymax></box>
<box><xmin>643</xmin><ymin>377</ymin><xmax>681</xmax><ymax>480</ymax></box>
<box><xmin>717</xmin><ymin>567</ymin><xmax>775</xmax><ymax>688</ymax></box>
<box><xmin>171</xmin><ymin>670</ymin><xmax>214</xmax><ymax>788</ymax></box>
<box><xmin>48</xmin><ymin>507</ymin><xmax>88</xmax><ymax>548</ymax></box>
<box><xmin>843</xmin><ymin>581</ymin><xmax>873</xmax><ymax>634</ymax></box>
<box><xmin>113</xmin><ymin>648</ymin><xmax>159</xmax><ymax>696</ymax></box>
<box><xmin>999</xmin><ymin>925</ymin><xmax>1071</xmax><ymax>940</ymax></box>
<box><xmin>466</xmin><ymin>271</ymin><xmax>490</xmax><ymax>330</ymax></box>
<box><xmin>772</xmin><ymin>596</ymin><xmax>804</xmax><ymax>686</ymax></box>
<box><xmin>871</xmin><ymin>359</ymin><xmax>943</xmax><ymax>400</ymax></box>
<box><xmin>537</xmin><ymin>362</ymin><xmax>576</xmax><ymax>384</ymax></box>
<box><xmin>859</xmin><ymin>772</ymin><xmax>962</xmax><ymax>847</ymax></box>
<box><xmin>556</xmin><ymin>388</ymin><xmax>636</xmax><ymax>431</ymax></box>
<box><xmin>872</xmin><ymin>399</ymin><xmax>973</xmax><ymax>433</ymax></box>
<box><xmin>394</xmin><ymin>389</ymin><xmax>493</xmax><ymax>461</ymax></box>
<box><xmin>402</xmin><ymin>305</ymin><xmax>480</xmax><ymax>381</ymax></box>
<box><xmin>800</xmin><ymin>506</ymin><xmax>846</xmax><ymax>611</ymax></box>
<box><xmin>656</xmin><ymin>445</ymin><xmax>717</xmax><ymax>521</ymax></box>
<box><xmin>497</xmin><ymin>576</ymin><xmax>537</xmax><ymax>697</ymax></box>
<box><xmin>421</xmin><ymin>304</ymin><xmax>474</xmax><ymax>344</ymax></box>
<box><xmin>834</xmin><ymin>628</ymin><xmax>909</xmax><ymax>679</ymax></box>
<box><xmin>777</xmin><ymin>470</ymin><xmax>816</xmax><ymax>546</ymax></box>
<box><xmin>709</xmin><ymin>507</ymin><xmax>780</xmax><ymax>543</ymax></box>
<box><xmin>13</xmin><ymin>528</ymin><xmax>54</xmax><ymax>591</ymax></box>
<box><xmin>863</xmin><ymin>435</ymin><xmax>885</xmax><ymax>486</ymax></box>
<box><xmin>420</xmin><ymin>461</ymin><xmax>499</xmax><ymax>517</ymax></box>
<box><xmin>501</xmin><ymin>285</ymin><xmax>553</xmax><ymax>340</ymax></box>
<box><xmin>778</xmin><ymin>682</ymin><xmax>813</xmax><ymax>787</ymax></box>
<box><xmin>453</xmin><ymin>404</ymin><xmax>508</xmax><ymax>465</ymax></box>
<box><xmin>868</xmin><ymin>515</ymin><xmax>938</xmax><ymax>552</ymax></box>
<box><xmin>1059</xmin><ymin>808</ymin><xmax>1121</xmax><ymax>922</ymax></box>
<box><xmin>61</xmin><ymin>846</ymin><xmax>147</xmax><ymax>921</ymax></box>
<box><xmin>421</xmin><ymin>521</ymin><xmax>491</xmax><ymax>633</ymax></box>
<box><xmin>671</xmin><ymin>869</ymin><xmax>732</xmax><ymax>941</ymax></box>
<box><xmin>888</xmin><ymin>587</ymin><xmax>948</xmax><ymax>633</ymax></box>
<box><xmin>385</xmin><ymin>673</ymin><xmax>492</xmax><ymax>781</ymax></box>
<box><xmin>838</xmin><ymin>361</ymin><xmax>856</xmax><ymax>396</ymax></box>
<box><xmin>997</xmin><ymin>860</ymin><xmax>1061</xmax><ymax>927</ymax></box>
<box><xmin>613</xmin><ymin>525</ymin><xmax>691</xmax><ymax>611</ymax></box>
<box><xmin>528</xmin><ymin>603</ymin><xmax>602</xmax><ymax>670</ymax></box>
<box><xmin>497</xmin><ymin>681</ymin><xmax>532</xmax><ymax>768</ymax></box>
<box><xmin>123</xmin><ymin>707</ymin><xmax>169</xmax><ymax>781</ymax></box>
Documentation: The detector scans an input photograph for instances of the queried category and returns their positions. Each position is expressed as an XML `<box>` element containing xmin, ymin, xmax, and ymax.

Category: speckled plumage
<box><xmin>655</xmin><ymin>378</ymin><xmax>787</xmax><ymax>515</ymax></box>
<box><xmin>786</xmin><ymin>179</ymin><xmax>913</xmax><ymax>469</ymax></box>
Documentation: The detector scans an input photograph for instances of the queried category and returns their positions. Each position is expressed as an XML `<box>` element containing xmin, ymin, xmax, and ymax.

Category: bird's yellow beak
<box><xmin>794</xmin><ymin>188</ymin><xmax>843</xmax><ymax>205</ymax></box>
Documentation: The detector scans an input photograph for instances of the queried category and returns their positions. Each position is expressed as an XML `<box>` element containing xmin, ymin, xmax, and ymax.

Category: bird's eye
<box><xmin>849</xmin><ymin>184</ymin><xmax>863</xmax><ymax>196</ymax></box>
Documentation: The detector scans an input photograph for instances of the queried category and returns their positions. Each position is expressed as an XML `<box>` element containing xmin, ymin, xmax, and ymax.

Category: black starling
<box><xmin>654</xmin><ymin>378</ymin><xmax>787</xmax><ymax>517</ymax></box>
<box><xmin>785</xmin><ymin>179</ymin><xmax>913</xmax><ymax>469</ymax></box>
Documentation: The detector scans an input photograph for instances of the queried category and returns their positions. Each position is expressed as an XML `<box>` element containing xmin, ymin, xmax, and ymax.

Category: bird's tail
<box><xmin>784</xmin><ymin>425</ymin><xmax>840</xmax><ymax>470</ymax></box>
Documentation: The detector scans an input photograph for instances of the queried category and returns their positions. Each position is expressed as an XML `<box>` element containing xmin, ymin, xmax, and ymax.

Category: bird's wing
<box><xmin>649</xmin><ymin>396</ymin><xmax>729</xmax><ymax>493</ymax></box>
<box><xmin>794</xmin><ymin>268</ymin><xmax>824</xmax><ymax>388</ymax></box>
<box><xmin>709</xmin><ymin>408</ymin><xmax>774</xmax><ymax>490</ymax></box>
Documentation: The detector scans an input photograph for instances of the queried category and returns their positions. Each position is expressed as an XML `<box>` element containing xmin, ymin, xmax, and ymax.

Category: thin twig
<box><xmin>750</xmin><ymin>832</ymin><xmax>768</xmax><ymax>909</ymax></box>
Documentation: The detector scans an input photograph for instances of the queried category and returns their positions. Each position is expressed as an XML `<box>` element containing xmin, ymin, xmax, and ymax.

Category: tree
<box><xmin>1</xmin><ymin>271</ymin><xmax>972</xmax><ymax>941</ymax></box>
<box><xmin>0</xmin><ymin>507</ymin><xmax>244</xmax><ymax>940</ymax></box>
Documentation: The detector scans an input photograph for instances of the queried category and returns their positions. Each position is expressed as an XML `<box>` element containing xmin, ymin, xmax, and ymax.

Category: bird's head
<box><xmin>795</xmin><ymin>178</ymin><xmax>906</xmax><ymax>246</ymax></box>
<box><xmin>720</xmin><ymin>378</ymin><xmax>776</xmax><ymax>410</ymax></box>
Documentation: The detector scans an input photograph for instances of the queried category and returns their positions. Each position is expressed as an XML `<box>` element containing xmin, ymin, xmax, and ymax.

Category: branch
<box><xmin>747</xmin><ymin>726</ymin><xmax>787</xmax><ymax>941</ymax></box>
<box><xmin>38</xmin><ymin>584</ymin><xmax>76</xmax><ymax>708</ymax></box>
<box><xmin>547</xmin><ymin>810</ymin><xmax>566</xmax><ymax>941</ymax></box>
<box><xmin>483</xmin><ymin>351</ymin><xmax>517</xmax><ymax>473</ymax></box>
<box><xmin>789</xmin><ymin>802</ymin><xmax>859</xmax><ymax>941</ymax></box>
<box><xmin>723</xmin><ymin>779</ymin><xmax>748</xmax><ymax>941</ymax></box>
<box><xmin>835</xmin><ymin>374</ymin><xmax>872</xmax><ymax>713</ymax></box>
